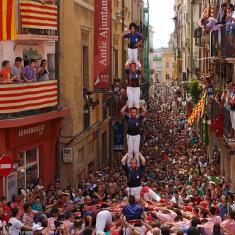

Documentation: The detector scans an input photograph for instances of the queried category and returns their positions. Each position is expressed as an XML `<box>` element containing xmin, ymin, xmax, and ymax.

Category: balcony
<box><xmin>0</xmin><ymin>80</ymin><xmax>58</xmax><ymax>120</ymax></box>
<box><xmin>222</xmin><ymin>107</ymin><xmax>235</xmax><ymax>141</ymax></box>
<box><xmin>210</xmin><ymin>28</ymin><xmax>235</xmax><ymax>59</ymax></box>
<box><xmin>16</xmin><ymin>0</ymin><xmax>58</xmax><ymax>41</ymax></box>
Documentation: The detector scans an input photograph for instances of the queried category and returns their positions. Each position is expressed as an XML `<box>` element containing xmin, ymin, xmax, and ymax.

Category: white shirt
<box><xmin>9</xmin><ymin>217</ymin><xmax>23</xmax><ymax>235</ymax></box>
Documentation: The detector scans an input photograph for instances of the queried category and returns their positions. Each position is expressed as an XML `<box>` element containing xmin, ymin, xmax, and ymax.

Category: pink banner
<box><xmin>94</xmin><ymin>0</ymin><xmax>111</xmax><ymax>90</ymax></box>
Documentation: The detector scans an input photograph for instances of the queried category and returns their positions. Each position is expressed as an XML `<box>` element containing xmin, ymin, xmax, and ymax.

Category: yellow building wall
<box><xmin>162</xmin><ymin>50</ymin><xmax>175</xmax><ymax>84</ymax></box>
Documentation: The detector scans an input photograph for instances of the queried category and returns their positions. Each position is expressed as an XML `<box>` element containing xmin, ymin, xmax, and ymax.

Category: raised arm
<box><xmin>140</xmin><ymin>105</ymin><xmax>147</xmax><ymax>117</ymax></box>
<box><xmin>121</xmin><ymin>105</ymin><xmax>127</xmax><ymax>116</ymax></box>
<box><xmin>121</xmin><ymin>27</ymin><xmax>128</xmax><ymax>38</ymax></box>
<box><xmin>139</xmin><ymin>153</ymin><xmax>146</xmax><ymax>166</ymax></box>
<box><xmin>121</xmin><ymin>153</ymin><xmax>128</xmax><ymax>166</ymax></box>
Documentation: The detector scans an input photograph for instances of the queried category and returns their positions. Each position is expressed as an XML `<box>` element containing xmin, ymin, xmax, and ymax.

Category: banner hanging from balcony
<box><xmin>0</xmin><ymin>81</ymin><xmax>58</xmax><ymax>113</ymax></box>
<box><xmin>94</xmin><ymin>0</ymin><xmax>111</xmax><ymax>90</ymax></box>
<box><xmin>0</xmin><ymin>0</ymin><xmax>17</xmax><ymax>41</ymax></box>
<box><xmin>20</xmin><ymin>0</ymin><xmax>57</xmax><ymax>30</ymax></box>
<box><xmin>188</xmin><ymin>93</ymin><xmax>206</xmax><ymax>126</ymax></box>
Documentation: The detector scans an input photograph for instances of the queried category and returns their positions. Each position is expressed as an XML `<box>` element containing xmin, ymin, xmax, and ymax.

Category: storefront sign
<box><xmin>94</xmin><ymin>0</ymin><xmax>111</xmax><ymax>90</ymax></box>
<box><xmin>7</xmin><ymin>121</ymin><xmax>51</xmax><ymax>148</ymax></box>
<box><xmin>113</xmin><ymin>122</ymin><xmax>124</xmax><ymax>151</ymax></box>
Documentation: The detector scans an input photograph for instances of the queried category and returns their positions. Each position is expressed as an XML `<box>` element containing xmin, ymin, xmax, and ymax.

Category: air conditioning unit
<box><xmin>63</xmin><ymin>148</ymin><xmax>73</xmax><ymax>163</ymax></box>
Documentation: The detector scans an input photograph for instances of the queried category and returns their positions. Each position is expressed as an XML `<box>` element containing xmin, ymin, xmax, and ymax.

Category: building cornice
<box><xmin>74</xmin><ymin>0</ymin><xmax>94</xmax><ymax>12</ymax></box>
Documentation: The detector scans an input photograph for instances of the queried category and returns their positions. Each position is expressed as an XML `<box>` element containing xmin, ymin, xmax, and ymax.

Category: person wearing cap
<box><xmin>121</xmin><ymin>104</ymin><xmax>147</xmax><ymax>165</ymax></box>
<box><xmin>122</xmin><ymin>22</ymin><xmax>143</xmax><ymax>65</ymax></box>
<box><xmin>125</xmin><ymin>62</ymin><xmax>142</xmax><ymax>110</ymax></box>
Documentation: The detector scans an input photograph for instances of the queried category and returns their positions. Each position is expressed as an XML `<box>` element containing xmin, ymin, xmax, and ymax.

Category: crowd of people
<box><xmin>0</xmin><ymin>58</ymin><xmax>50</xmax><ymax>84</ymax></box>
<box><xmin>0</xmin><ymin>97</ymin><xmax>234</xmax><ymax>235</ymax></box>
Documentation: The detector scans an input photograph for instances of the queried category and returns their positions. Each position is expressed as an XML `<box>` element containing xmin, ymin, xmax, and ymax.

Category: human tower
<box><xmin>120</xmin><ymin>23</ymin><xmax>161</xmax><ymax>202</ymax></box>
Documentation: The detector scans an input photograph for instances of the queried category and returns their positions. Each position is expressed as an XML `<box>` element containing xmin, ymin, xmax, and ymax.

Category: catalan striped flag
<box><xmin>188</xmin><ymin>93</ymin><xmax>206</xmax><ymax>126</ymax></box>
<box><xmin>0</xmin><ymin>81</ymin><xmax>58</xmax><ymax>113</ymax></box>
<box><xmin>0</xmin><ymin>0</ymin><xmax>16</xmax><ymax>41</ymax></box>
<box><xmin>20</xmin><ymin>0</ymin><xmax>57</xmax><ymax>30</ymax></box>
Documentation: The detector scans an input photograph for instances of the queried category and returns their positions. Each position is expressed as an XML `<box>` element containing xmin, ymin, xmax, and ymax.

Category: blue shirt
<box><xmin>219</xmin><ymin>204</ymin><xmax>228</xmax><ymax>220</ymax></box>
<box><xmin>124</xmin><ymin>32</ymin><xmax>143</xmax><ymax>49</ymax></box>
<box><xmin>125</xmin><ymin>113</ymin><xmax>143</xmax><ymax>136</ymax></box>
<box><xmin>23</xmin><ymin>65</ymin><xmax>37</xmax><ymax>81</ymax></box>
<box><xmin>125</xmin><ymin>69</ymin><xmax>141</xmax><ymax>87</ymax></box>
<box><xmin>122</xmin><ymin>164</ymin><xmax>145</xmax><ymax>187</ymax></box>
<box><xmin>122</xmin><ymin>203</ymin><xmax>144</xmax><ymax>221</ymax></box>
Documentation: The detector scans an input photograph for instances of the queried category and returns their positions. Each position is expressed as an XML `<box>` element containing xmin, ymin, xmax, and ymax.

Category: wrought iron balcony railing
<box><xmin>211</xmin><ymin>28</ymin><xmax>235</xmax><ymax>58</ymax></box>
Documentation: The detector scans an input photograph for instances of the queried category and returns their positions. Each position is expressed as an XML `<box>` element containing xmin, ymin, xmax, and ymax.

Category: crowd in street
<box><xmin>0</xmin><ymin>97</ymin><xmax>234</xmax><ymax>235</ymax></box>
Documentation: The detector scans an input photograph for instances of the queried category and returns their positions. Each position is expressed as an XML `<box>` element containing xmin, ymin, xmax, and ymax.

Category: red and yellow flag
<box><xmin>188</xmin><ymin>93</ymin><xmax>206</xmax><ymax>126</ymax></box>
<box><xmin>0</xmin><ymin>0</ymin><xmax>16</xmax><ymax>41</ymax></box>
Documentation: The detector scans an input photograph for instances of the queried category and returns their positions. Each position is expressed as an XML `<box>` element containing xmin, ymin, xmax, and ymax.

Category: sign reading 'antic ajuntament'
<box><xmin>94</xmin><ymin>0</ymin><xmax>111</xmax><ymax>90</ymax></box>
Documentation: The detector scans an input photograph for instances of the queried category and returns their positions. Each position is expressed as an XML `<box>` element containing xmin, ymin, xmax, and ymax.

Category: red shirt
<box><xmin>2</xmin><ymin>205</ymin><xmax>11</xmax><ymax>222</ymax></box>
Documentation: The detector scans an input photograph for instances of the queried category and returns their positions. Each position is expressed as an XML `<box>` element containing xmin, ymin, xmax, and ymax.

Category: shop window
<box><xmin>17</xmin><ymin>147</ymin><xmax>39</xmax><ymax>189</ymax></box>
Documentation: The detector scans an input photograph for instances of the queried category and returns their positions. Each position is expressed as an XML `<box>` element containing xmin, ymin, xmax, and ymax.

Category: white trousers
<box><xmin>127</xmin><ymin>134</ymin><xmax>140</xmax><ymax>164</ymax></box>
<box><xmin>127</xmin><ymin>87</ymin><xmax>140</xmax><ymax>109</ymax></box>
<box><xmin>127</xmin><ymin>186</ymin><xmax>142</xmax><ymax>202</ymax></box>
<box><xmin>95</xmin><ymin>210</ymin><xmax>112</xmax><ymax>234</ymax></box>
<box><xmin>230</xmin><ymin>111</ymin><xmax>235</xmax><ymax>129</ymax></box>
<box><xmin>143</xmin><ymin>188</ymin><xmax>161</xmax><ymax>202</ymax></box>
<box><xmin>124</xmin><ymin>226</ymin><xmax>145</xmax><ymax>235</ymax></box>
<box><xmin>128</xmin><ymin>48</ymin><xmax>138</xmax><ymax>63</ymax></box>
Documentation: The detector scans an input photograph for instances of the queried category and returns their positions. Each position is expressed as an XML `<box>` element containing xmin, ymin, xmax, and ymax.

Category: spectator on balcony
<box><xmin>23</xmin><ymin>60</ymin><xmax>37</xmax><ymax>82</ymax></box>
<box><xmin>221</xmin><ymin>82</ymin><xmax>232</xmax><ymax>110</ymax></box>
<box><xmin>37</xmin><ymin>60</ymin><xmax>49</xmax><ymax>82</ymax></box>
<box><xmin>225</xmin><ymin>4</ymin><xmax>234</xmax><ymax>32</ymax></box>
<box><xmin>229</xmin><ymin>84</ymin><xmax>235</xmax><ymax>136</ymax></box>
<box><xmin>0</xmin><ymin>60</ymin><xmax>18</xmax><ymax>84</ymax></box>
<box><xmin>217</xmin><ymin>2</ymin><xmax>228</xmax><ymax>25</ymax></box>
<box><xmin>10</xmin><ymin>57</ymin><xmax>26</xmax><ymax>83</ymax></box>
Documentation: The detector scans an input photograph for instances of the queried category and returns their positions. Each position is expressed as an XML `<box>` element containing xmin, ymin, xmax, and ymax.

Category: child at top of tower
<box><xmin>121</xmin><ymin>22</ymin><xmax>143</xmax><ymax>68</ymax></box>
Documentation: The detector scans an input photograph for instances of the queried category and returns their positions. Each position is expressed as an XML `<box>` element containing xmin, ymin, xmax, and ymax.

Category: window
<box><xmin>166</xmin><ymin>74</ymin><xmax>170</xmax><ymax>80</ymax></box>
<box><xmin>83</xmin><ymin>46</ymin><xmax>89</xmax><ymax>88</ymax></box>
<box><xmin>103</xmin><ymin>99</ymin><xmax>107</xmax><ymax>121</ymax></box>
<box><xmin>166</xmin><ymin>63</ymin><xmax>169</xmax><ymax>68</ymax></box>
<box><xmin>17</xmin><ymin>147</ymin><xmax>39</xmax><ymax>189</ymax></box>
<box><xmin>82</xmin><ymin>42</ymin><xmax>90</xmax><ymax>130</ymax></box>
<box><xmin>114</xmin><ymin>49</ymin><xmax>118</xmax><ymax>78</ymax></box>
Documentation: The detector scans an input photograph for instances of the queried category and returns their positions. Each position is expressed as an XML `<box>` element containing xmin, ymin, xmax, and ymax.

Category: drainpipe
<box><xmin>122</xmin><ymin>0</ymin><xmax>125</xmax><ymax>79</ymax></box>
<box><xmin>55</xmin><ymin>0</ymin><xmax>61</xmax><ymax>182</ymax></box>
<box><xmin>56</xmin><ymin>0</ymin><xmax>60</xmax><ymax>107</ymax></box>
<box><xmin>190</xmin><ymin>1</ymin><xmax>194</xmax><ymax>80</ymax></box>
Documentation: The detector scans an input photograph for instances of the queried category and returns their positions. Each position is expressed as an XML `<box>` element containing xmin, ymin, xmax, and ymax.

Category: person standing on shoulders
<box><xmin>121</xmin><ymin>154</ymin><xmax>145</xmax><ymax>201</ymax></box>
<box><xmin>121</xmin><ymin>105</ymin><xmax>147</xmax><ymax>164</ymax></box>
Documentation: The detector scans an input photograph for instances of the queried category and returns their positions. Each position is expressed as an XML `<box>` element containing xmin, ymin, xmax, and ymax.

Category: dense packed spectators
<box><xmin>0</xmin><ymin>97</ymin><xmax>234</xmax><ymax>234</ymax></box>
<box><xmin>0</xmin><ymin>58</ymin><xmax>50</xmax><ymax>84</ymax></box>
